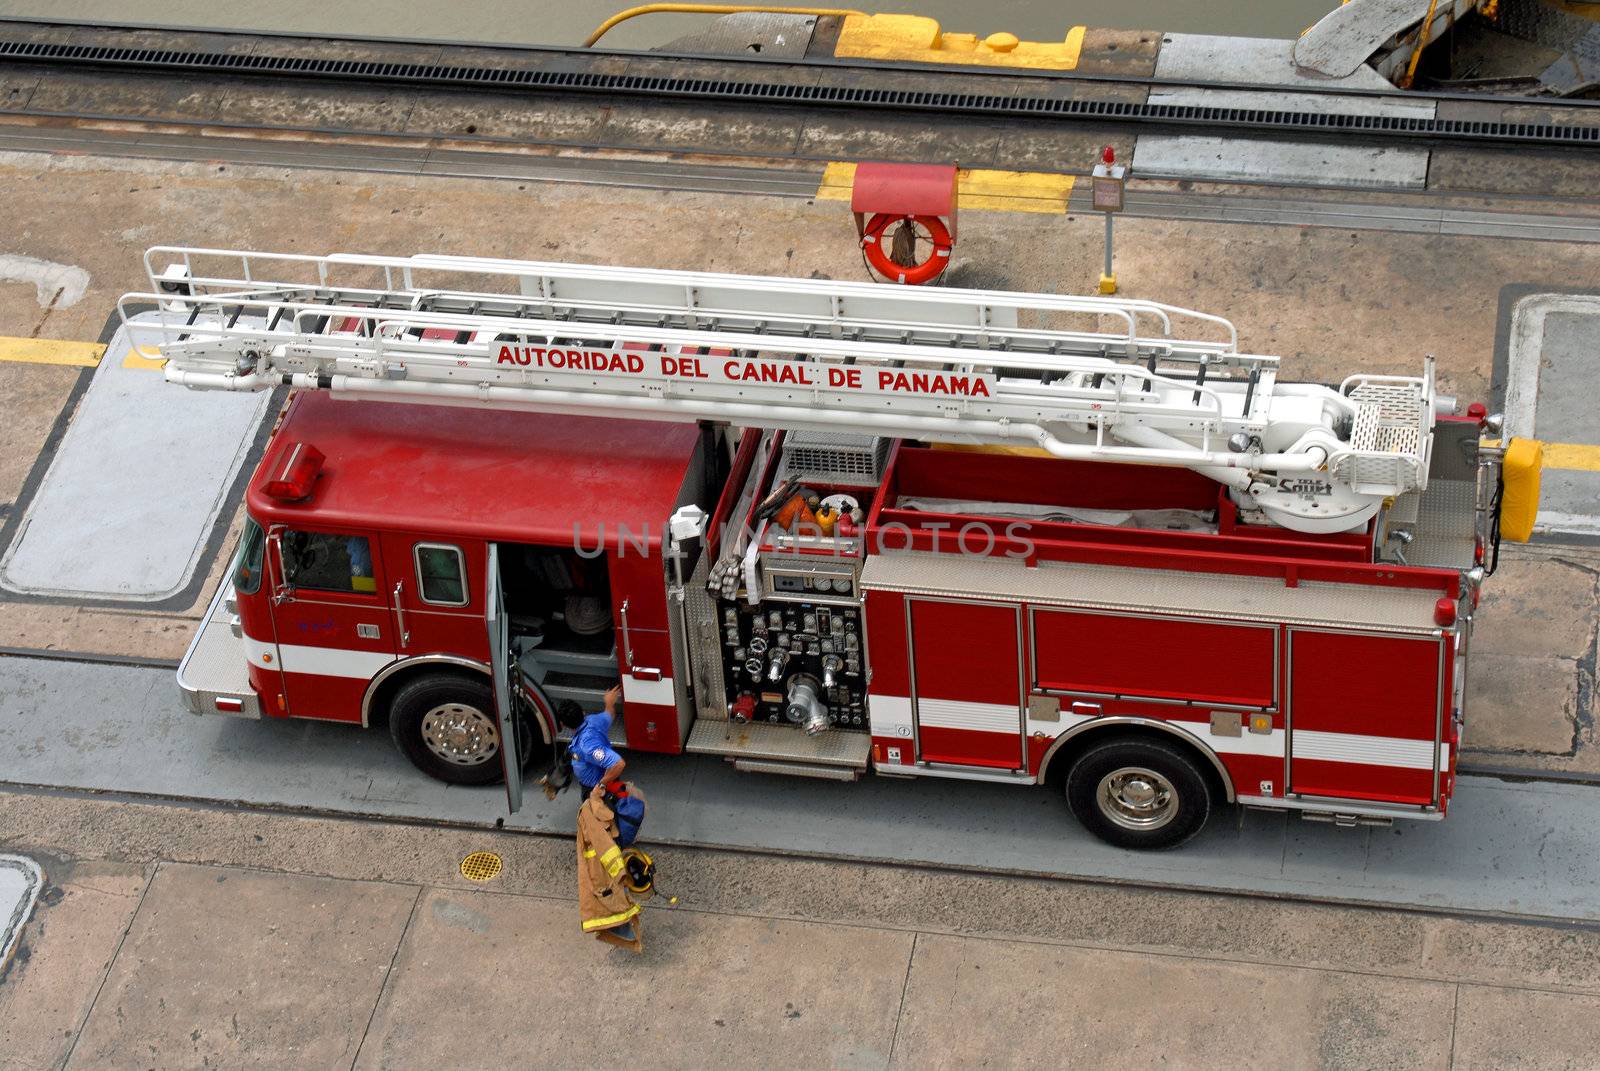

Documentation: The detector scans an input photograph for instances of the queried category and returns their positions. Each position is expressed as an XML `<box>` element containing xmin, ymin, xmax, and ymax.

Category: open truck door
<box><xmin>486</xmin><ymin>543</ymin><xmax>523</xmax><ymax>814</ymax></box>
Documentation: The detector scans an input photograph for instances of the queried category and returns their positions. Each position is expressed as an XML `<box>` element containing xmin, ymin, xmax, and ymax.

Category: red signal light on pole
<box><xmin>1101</xmin><ymin>145</ymin><xmax>1115</xmax><ymax>165</ymax></box>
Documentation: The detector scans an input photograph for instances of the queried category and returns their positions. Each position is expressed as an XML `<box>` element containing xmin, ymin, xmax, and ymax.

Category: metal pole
<box><xmin>1099</xmin><ymin>213</ymin><xmax>1116</xmax><ymax>295</ymax></box>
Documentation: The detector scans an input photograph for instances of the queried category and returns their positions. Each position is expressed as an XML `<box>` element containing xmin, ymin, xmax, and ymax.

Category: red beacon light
<box><xmin>263</xmin><ymin>442</ymin><xmax>326</xmax><ymax>501</ymax></box>
<box><xmin>1433</xmin><ymin>597</ymin><xmax>1458</xmax><ymax>628</ymax></box>
<box><xmin>1101</xmin><ymin>145</ymin><xmax>1116</xmax><ymax>165</ymax></box>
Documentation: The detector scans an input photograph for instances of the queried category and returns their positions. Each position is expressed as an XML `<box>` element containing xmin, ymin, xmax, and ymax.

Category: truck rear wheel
<box><xmin>388</xmin><ymin>673</ymin><xmax>530</xmax><ymax>786</ymax></box>
<box><xmin>1065</xmin><ymin>736</ymin><xmax>1212</xmax><ymax>850</ymax></box>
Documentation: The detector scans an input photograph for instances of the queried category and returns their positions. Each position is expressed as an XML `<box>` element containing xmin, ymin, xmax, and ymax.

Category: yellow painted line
<box><xmin>1544</xmin><ymin>442</ymin><xmax>1600</xmax><ymax>472</ymax></box>
<box><xmin>122</xmin><ymin>345</ymin><xmax>167</xmax><ymax>370</ymax></box>
<box><xmin>958</xmin><ymin>169</ymin><xmax>1076</xmax><ymax>213</ymax></box>
<box><xmin>835</xmin><ymin>13</ymin><xmax>1083</xmax><ymax>70</ymax></box>
<box><xmin>1485</xmin><ymin>438</ymin><xmax>1600</xmax><ymax>473</ymax></box>
<box><xmin>1062</xmin><ymin>24</ymin><xmax>1085</xmax><ymax>69</ymax></box>
<box><xmin>0</xmin><ymin>336</ymin><xmax>105</xmax><ymax>367</ymax></box>
<box><xmin>816</xmin><ymin>160</ymin><xmax>856</xmax><ymax>201</ymax></box>
<box><xmin>817</xmin><ymin>162</ymin><xmax>1075</xmax><ymax>214</ymax></box>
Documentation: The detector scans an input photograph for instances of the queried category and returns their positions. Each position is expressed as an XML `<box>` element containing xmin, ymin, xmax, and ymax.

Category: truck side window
<box><xmin>281</xmin><ymin>530</ymin><xmax>376</xmax><ymax>594</ymax></box>
<box><xmin>415</xmin><ymin>543</ymin><xmax>467</xmax><ymax>606</ymax></box>
<box><xmin>233</xmin><ymin>519</ymin><xmax>265</xmax><ymax>596</ymax></box>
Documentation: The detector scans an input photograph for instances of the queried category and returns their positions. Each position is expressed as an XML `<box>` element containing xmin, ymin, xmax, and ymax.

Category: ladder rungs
<box><xmin>139</xmin><ymin>246</ymin><xmax>1257</xmax><ymax>369</ymax></box>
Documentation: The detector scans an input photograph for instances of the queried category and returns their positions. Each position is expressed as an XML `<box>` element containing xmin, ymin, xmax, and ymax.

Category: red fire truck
<box><xmin>130</xmin><ymin>248</ymin><xmax>1540</xmax><ymax>849</ymax></box>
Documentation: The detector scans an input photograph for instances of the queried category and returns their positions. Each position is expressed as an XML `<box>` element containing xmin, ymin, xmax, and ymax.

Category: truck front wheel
<box><xmin>1065</xmin><ymin>736</ymin><xmax>1212</xmax><ymax>850</ymax></box>
<box><xmin>388</xmin><ymin>673</ymin><xmax>529</xmax><ymax>786</ymax></box>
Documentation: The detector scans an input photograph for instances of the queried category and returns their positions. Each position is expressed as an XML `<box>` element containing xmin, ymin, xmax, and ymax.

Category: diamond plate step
<box><xmin>686</xmin><ymin>719</ymin><xmax>870</xmax><ymax>768</ymax></box>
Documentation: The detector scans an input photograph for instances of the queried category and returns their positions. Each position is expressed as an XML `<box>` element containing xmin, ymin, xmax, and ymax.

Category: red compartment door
<box><xmin>910</xmin><ymin>599</ymin><xmax>1024</xmax><ymax>769</ymax></box>
<box><xmin>1288</xmin><ymin>629</ymin><xmax>1444</xmax><ymax>806</ymax></box>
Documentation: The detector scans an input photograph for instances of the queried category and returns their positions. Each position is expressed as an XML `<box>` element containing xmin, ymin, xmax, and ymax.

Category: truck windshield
<box><xmin>233</xmin><ymin>519</ymin><xmax>265</xmax><ymax>595</ymax></box>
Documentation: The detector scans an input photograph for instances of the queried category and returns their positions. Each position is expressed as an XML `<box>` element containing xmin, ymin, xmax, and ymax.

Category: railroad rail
<box><xmin>4</xmin><ymin>32</ymin><xmax>1600</xmax><ymax>150</ymax></box>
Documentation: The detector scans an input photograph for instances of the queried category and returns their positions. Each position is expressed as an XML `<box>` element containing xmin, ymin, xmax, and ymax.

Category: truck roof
<box><xmin>246</xmin><ymin>392</ymin><xmax>701</xmax><ymax>546</ymax></box>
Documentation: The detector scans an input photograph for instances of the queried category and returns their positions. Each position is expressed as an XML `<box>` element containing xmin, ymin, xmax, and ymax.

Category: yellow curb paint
<box><xmin>836</xmin><ymin>13</ymin><xmax>1084</xmax><ymax>70</ymax></box>
<box><xmin>816</xmin><ymin>162</ymin><xmax>1075</xmax><ymax>214</ymax></box>
<box><xmin>1062</xmin><ymin>24</ymin><xmax>1085</xmax><ymax>68</ymax></box>
<box><xmin>1543</xmin><ymin>442</ymin><xmax>1600</xmax><ymax>472</ymax></box>
<box><xmin>1485</xmin><ymin>438</ymin><xmax>1598</xmax><ymax>474</ymax></box>
<box><xmin>122</xmin><ymin>345</ymin><xmax>168</xmax><ymax>370</ymax></box>
<box><xmin>0</xmin><ymin>337</ymin><xmax>105</xmax><ymax>367</ymax></box>
<box><xmin>816</xmin><ymin>160</ymin><xmax>857</xmax><ymax>201</ymax></box>
<box><xmin>957</xmin><ymin>169</ymin><xmax>1076</xmax><ymax>213</ymax></box>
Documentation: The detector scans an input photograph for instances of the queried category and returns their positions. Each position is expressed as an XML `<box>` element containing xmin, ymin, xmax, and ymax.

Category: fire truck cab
<box><xmin>195</xmin><ymin>392</ymin><xmax>715</xmax><ymax>782</ymax></box>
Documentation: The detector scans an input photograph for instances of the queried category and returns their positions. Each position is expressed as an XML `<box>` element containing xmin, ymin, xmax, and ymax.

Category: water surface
<box><xmin>0</xmin><ymin>1</ymin><xmax>1346</xmax><ymax>51</ymax></box>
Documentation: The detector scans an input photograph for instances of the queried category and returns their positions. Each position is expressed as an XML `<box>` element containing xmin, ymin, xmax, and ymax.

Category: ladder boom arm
<box><xmin>123</xmin><ymin>247</ymin><xmax>1441</xmax><ymax>535</ymax></box>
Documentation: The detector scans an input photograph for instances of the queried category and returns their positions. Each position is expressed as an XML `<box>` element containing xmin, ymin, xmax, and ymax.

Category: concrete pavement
<box><xmin>7</xmin><ymin>789</ymin><xmax>1600</xmax><ymax>1070</ymax></box>
<box><xmin>4</xmin><ymin>654</ymin><xmax>1600</xmax><ymax>923</ymax></box>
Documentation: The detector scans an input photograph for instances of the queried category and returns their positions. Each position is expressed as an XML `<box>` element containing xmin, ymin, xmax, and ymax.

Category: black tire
<box><xmin>387</xmin><ymin>673</ymin><xmax>533</xmax><ymax>786</ymax></box>
<box><xmin>1064</xmin><ymin>736</ymin><xmax>1213</xmax><ymax>850</ymax></box>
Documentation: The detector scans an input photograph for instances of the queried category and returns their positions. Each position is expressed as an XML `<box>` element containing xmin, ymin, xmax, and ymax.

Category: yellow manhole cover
<box><xmin>459</xmin><ymin>851</ymin><xmax>503</xmax><ymax>882</ymax></box>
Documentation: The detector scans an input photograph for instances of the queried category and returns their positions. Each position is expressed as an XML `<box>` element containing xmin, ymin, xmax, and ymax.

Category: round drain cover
<box><xmin>459</xmin><ymin>851</ymin><xmax>503</xmax><ymax>882</ymax></box>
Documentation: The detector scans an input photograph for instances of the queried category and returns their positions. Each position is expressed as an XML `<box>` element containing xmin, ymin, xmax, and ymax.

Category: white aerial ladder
<box><xmin>119</xmin><ymin>247</ymin><xmax>1444</xmax><ymax>535</ymax></box>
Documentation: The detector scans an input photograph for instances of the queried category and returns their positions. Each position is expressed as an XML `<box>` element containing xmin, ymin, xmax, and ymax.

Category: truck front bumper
<box><xmin>177</xmin><ymin>581</ymin><xmax>262</xmax><ymax>719</ymax></box>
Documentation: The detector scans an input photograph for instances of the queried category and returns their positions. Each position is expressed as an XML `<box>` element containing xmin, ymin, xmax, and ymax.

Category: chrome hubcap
<box><xmin>420</xmin><ymin>703</ymin><xmax>500</xmax><ymax>766</ymax></box>
<box><xmin>1097</xmin><ymin>766</ymin><xmax>1178</xmax><ymax>831</ymax></box>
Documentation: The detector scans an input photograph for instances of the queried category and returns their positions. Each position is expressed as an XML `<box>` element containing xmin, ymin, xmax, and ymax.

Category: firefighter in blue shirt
<box><xmin>557</xmin><ymin>684</ymin><xmax>625</xmax><ymax>800</ymax></box>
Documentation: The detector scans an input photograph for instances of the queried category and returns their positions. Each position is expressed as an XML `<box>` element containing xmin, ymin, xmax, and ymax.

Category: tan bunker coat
<box><xmin>576</xmin><ymin>795</ymin><xmax>643</xmax><ymax>953</ymax></box>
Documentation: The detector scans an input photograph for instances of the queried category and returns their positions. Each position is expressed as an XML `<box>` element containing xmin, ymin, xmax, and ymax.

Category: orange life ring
<box><xmin>861</xmin><ymin>213</ymin><xmax>953</xmax><ymax>285</ymax></box>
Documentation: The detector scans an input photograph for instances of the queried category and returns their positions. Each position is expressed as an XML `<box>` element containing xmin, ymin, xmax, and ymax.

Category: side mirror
<box><xmin>266</xmin><ymin>529</ymin><xmax>295</xmax><ymax>606</ymax></box>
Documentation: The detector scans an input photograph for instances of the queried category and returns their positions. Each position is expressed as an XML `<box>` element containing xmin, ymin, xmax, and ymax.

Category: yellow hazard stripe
<box><xmin>122</xmin><ymin>345</ymin><xmax>167</xmax><ymax>370</ymax></box>
<box><xmin>835</xmin><ymin>14</ymin><xmax>1084</xmax><ymax>71</ymax></box>
<box><xmin>1542</xmin><ymin>442</ymin><xmax>1600</xmax><ymax>472</ymax></box>
<box><xmin>817</xmin><ymin>162</ymin><xmax>1075</xmax><ymax>215</ymax></box>
<box><xmin>599</xmin><ymin>845</ymin><xmax>625</xmax><ymax>877</ymax></box>
<box><xmin>581</xmin><ymin>903</ymin><xmax>641</xmax><ymax>931</ymax></box>
<box><xmin>583</xmin><ymin>849</ymin><xmax>597</xmax><ymax>858</ymax></box>
<box><xmin>0</xmin><ymin>336</ymin><xmax>105</xmax><ymax>367</ymax></box>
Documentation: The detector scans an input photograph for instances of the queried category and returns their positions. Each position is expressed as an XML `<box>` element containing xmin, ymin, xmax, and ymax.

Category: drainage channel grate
<box><xmin>4</xmin><ymin>38</ymin><xmax>1600</xmax><ymax>148</ymax></box>
<box><xmin>459</xmin><ymin>851</ymin><xmax>504</xmax><ymax>882</ymax></box>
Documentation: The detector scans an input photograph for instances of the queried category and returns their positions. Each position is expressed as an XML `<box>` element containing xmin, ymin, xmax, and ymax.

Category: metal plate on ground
<box><xmin>1294</xmin><ymin>0</ymin><xmax>1440</xmax><ymax>78</ymax></box>
<box><xmin>1143</xmin><ymin>35</ymin><xmax>1432</xmax><ymax>190</ymax></box>
<box><xmin>1158</xmin><ymin>32</ymin><xmax>1436</xmax><ymax>117</ymax></box>
<box><xmin>1133</xmin><ymin>135</ymin><xmax>1430</xmax><ymax>191</ymax></box>
<box><xmin>1504</xmin><ymin>295</ymin><xmax>1600</xmax><ymax>535</ymax></box>
<box><xmin>1</xmin><ymin>855</ymin><xmax>43</xmax><ymax>972</ymax></box>
<box><xmin>0</xmin><ymin>315</ymin><xmax>272</xmax><ymax>602</ymax></box>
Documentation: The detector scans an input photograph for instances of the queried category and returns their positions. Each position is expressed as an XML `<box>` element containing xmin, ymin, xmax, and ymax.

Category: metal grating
<box><xmin>1340</xmin><ymin>379</ymin><xmax>1430</xmax><ymax>495</ymax></box>
<box><xmin>459</xmin><ymin>851</ymin><xmax>503</xmax><ymax>882</ymax></box>
<box><xmin>683</xmin><ymin>548</ymin><xmax>728</xmax><ymax>721</ymax></box>
<box><xmin>1350</xmin><ymin>381</ymin><xmax>1428</xmax><ymax>426</ymax></box>
<box><xmin>1350</xmin><ymin>403</ymin><xmax>1380</xmax><ymax>452</ymax></box>
<box><xmin>4</xmin><ymin>37</ymin><xmax>1600</xmax><ymax>148</ymax></box>
<box><xmin>780</xmin><ymin>432</ymin><xmax>890</xmax><ymax>485</ymax></box>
